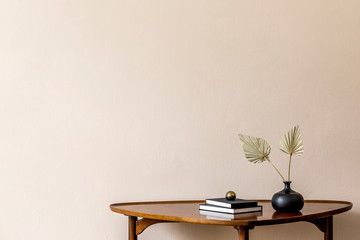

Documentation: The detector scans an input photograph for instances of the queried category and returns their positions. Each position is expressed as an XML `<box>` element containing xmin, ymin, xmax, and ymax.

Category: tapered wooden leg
<box><xmin>238</xmin><ymin>228</ymin><xmax>249</xmax><ymax>240</ymax></box>
<box><xmin>234</xmin><ymin>226</ymin><xmax>251</xmax><ymax>240</ymax></box>
<box><xmin>324</xmin><ymin>216</ymin><xmax>333</xmax><ymax>240</ymax></box>
<box><xmin>129</xmin><ymin>216</ymin><xmax>138</xmax><ymax>240</ymax></box>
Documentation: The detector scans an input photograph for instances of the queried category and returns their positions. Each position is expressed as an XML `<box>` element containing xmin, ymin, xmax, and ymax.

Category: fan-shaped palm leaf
<box><xmin>238</xmin><ymin>134</ymin><xmax>271</xmax><ymax>163</ymax></box>
<box><xmin>280</xmin><ymin>125</ymin><xmax>304</xmax><ymax>156</ymax></box>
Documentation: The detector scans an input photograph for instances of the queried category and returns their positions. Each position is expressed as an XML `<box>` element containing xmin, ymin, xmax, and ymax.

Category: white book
<box><xmin>199</xmin><ymin>204</ymin><xmax>262</xmax><ymax>214</ymax></box>
<box><xmin>199</xmin><ymin>210</ymin><xmax>262</xmax><ymax>220</ymax></box>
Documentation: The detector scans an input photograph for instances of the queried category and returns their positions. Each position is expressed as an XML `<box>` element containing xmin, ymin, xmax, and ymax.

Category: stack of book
<box><xmin>199</xmin><ymin>198</ymin><xmax>262</xmax><ymax>220</ymax></box>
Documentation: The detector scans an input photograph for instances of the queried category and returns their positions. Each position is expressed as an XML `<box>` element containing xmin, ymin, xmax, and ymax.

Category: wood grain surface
<box><xmin>110</xmin><ymin>200</ymin><xmax>352</xmax><ymax>227</ymax></box>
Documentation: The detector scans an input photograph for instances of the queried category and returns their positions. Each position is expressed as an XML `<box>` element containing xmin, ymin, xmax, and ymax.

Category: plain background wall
<box><xmin>0</xmin><ymin>0</ymin><xmax>359</xmax><ymax>239</ymax></box>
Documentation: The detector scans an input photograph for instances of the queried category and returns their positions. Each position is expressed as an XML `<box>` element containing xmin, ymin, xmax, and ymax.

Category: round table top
<box><xmin>110</xmin><ymin>200</ymin><xmax>352</xmax><ymax>227</ymax></box>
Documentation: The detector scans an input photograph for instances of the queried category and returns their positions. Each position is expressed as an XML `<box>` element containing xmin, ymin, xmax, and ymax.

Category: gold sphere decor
<box><xmin>225</xmin><ymin>191</ymin><xmax>236</xmax><ymax>201</ymax></box>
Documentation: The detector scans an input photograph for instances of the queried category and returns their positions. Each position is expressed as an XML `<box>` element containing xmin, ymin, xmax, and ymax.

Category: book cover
<box><xmin>199</xmin><ymin>204</ymin><xmax>262</xmax><ymax>214</ymax></box>
<box><xmin>205</xmin><ymin>198</ymin><xmax>258</xmax><ymax>208</ymax></box>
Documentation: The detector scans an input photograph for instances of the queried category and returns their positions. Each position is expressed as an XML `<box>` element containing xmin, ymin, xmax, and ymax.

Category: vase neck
<box><xmin>283</xmin><ymin>181</ymin><xmax>292</xmax><ymax>194</ymax></box>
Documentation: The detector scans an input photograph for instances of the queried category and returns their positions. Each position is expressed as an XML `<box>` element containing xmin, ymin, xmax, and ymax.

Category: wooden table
<box><xmin>110</xmin><ymin>200</ymin><xmax>352</xmax><ymax>240</ymax></box>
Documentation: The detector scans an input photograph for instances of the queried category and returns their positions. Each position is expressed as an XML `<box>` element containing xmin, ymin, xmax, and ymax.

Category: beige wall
<box><xmin>1</xmin><ymin>1</ymin><xmax>359</xmax><ymax>239</ymax></box>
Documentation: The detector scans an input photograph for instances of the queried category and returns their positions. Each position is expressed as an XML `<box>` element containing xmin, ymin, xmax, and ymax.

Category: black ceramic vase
<box><xmin>272</xmin><ymin>181</ymin><xmax>304</xmax><ymax>212</ymax></box>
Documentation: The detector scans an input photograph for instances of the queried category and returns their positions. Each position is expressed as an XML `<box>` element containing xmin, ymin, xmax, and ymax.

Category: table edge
<box><xmin>109</xmin><ymin>200</ymin><xmax>353</xmax><ymax>227</ymax></box>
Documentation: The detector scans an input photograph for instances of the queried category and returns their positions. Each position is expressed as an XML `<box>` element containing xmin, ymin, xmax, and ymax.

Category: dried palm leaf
<box><xmin>280</xmin><ymin>125</ymin><xmax>304</xmax><ymax>156</ymax></box>
<box><xmin>239</xmin><ymin>133</ymin><xmax>286</xmax><ymax>181</ymax></box>
<box><xmin>238</xmin><ymin>134</ymin><xmax>271</xmax><ymax>163</ymax></box>
<box><xmin>280</xmin><ymin>125</ymin><xmax>304</xmax><ymax>181</ymax></box>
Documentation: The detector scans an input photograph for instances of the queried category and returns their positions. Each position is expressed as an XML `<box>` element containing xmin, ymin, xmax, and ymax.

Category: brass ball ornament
<box><xmin>225</xmin><ymin>191</ymin><xmax>236</xmax><ymax>201</ymax></box>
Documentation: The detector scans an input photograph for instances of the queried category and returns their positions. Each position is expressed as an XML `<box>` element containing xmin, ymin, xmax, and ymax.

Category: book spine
<box><xmin>234</xmin><ymin>206</ymin><xmax>262</xmax><ymax>214</ymax></box>
<box><xmin>205</xmin><ymin>200</ymin><xmax>230</xmax><ymax>208</ymax></box>
<box><xmin>200</xmin><ymin>205</ymin><xmax>234</xmax><ymax>213</ymax></box>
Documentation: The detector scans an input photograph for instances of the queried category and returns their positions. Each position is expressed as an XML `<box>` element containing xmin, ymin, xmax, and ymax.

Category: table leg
<box><xmin>234</xmin><ymin>226</ymin><xmax>251</xmax><ymax>240</ymax></box>
<box><xmin>324</xmin><ymin>216</ymin><xmax>333</xmax><ymax>240</ymax></box>
<box><xmin>129</xmin><ymin>216</ymin><xmax>138</xmax><ymax>240</ymax></box>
